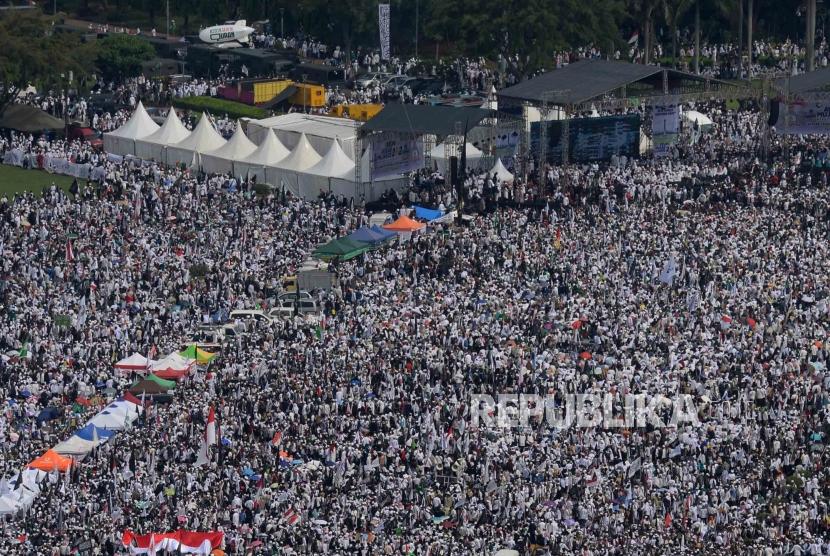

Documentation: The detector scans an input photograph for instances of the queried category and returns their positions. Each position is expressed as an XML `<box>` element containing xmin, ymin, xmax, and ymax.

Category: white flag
<box><xmin>378</xmin><ymin>4</ymin><xmax>391</xmax><ymax>61</ymax></box>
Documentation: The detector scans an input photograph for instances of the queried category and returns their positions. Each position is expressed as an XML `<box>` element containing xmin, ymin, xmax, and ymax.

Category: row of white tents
<box><xmin>104</xmin><ymin>103</ymin><xmax>410</xmax><ymax>200</ymax></box>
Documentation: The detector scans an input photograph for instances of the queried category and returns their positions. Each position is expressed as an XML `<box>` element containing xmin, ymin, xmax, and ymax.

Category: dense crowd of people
<box><xmin>0</xmin><ymin>80</ymin><xmax>830</xmax><ymax>556</ymax></box>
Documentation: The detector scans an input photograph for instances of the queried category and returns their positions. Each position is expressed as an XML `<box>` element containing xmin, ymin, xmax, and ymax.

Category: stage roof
<box><xmin>360</xmin><ymin>104</ymin><xmax>492</xmax><ymax>137</ymax></box>
<box><xmin>498</xmin><ymin>59</ymin><xmax>717</xmax><ymax>106</ymax></box>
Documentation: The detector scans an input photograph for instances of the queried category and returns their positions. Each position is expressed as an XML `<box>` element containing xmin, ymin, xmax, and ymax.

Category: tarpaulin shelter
<box><xmin>412</xmin><ymin>206</ymin><xmax>443</xmax><ymax>222</ymax></box>
<box><xmin>346</xmin><ymin>226</ymin><xmax>391</xmax><ymax>245</ymax></box>
<box><xmin>200</xmin><ymin>120</ymin><xmax>257</xmax><ymax>175</ymax></box>
<box><xmin>103</xmin><ymin>101</ymin><xmax>160</xmax><ymax>156</ymax></box>
<box><xmin>312</xmin><ymin>237</ymin><xmax>371</xmax><ymax>261</ymax></box>
<box><xmin>383</xmin><ymin>215</ymin><xmax>425</xmax><ymax>232</ymax></box>
<box><xmin>274</xmin><ymin>132</ymin><xmax>322</xmax><ymax>172</ymax></box>
<box><xmin>28</xmin><ymin>449</ymin><xmax>72</xmax><ymax>472</ymax></box>
<box><xmin>430</xmin><ymin>142</ymin><xmax>484</xmax><ymax>174</ymax></box>
<box><xmin>122</xmin><ymin>530</ymin><xmax>225</xmax><ymax>555</ymax></box>
<box><xmin>135</xmin><ymin>107</ymin><xmax>191</xmax><ymax>161</ymax></box>
<box><xmin>179</xmin><ymin>345</ymin><xmax>217</xmax><ymax>364</ymax></box>
<box><xmin>115</xmin><ymin>353</ymin><xmax>155</xmax><ymax>372</ymax></box>
<box><xmin>0</xmin><ymin>104</ymin><xmax>66</xmax><ymax>133</ymax></box>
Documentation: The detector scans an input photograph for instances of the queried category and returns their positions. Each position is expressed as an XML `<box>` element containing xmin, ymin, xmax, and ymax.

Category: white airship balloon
<box><xmin>199</xmin><ymin>20</ymin><xmax>255</xmax><ymax>48</ymax></box>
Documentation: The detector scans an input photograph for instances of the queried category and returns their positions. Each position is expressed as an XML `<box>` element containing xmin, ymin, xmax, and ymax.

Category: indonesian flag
<box><xmin>720</xmin><ymin>315</ymin><xmax>732</xmax><ymax>328</ymax></box>
<box><xmin>272</xmin><ymin>430</ymin><xmax>282</xmax><ymax>446</ymax></box>
<box><xmin>66</xmin><ymin>240</ymin><xmax>75</xmax><ymax>262</ymax></box>
<box><xmin>206</xmin><ymin>407</ymin><xmax>216</xmax><ymax>447</ymax></box>
<box><xmin>122</xmin><ymin>530</ymin><xmax>223</xmax><ymax>555</ymax></box>
<box><xmin>282</xmin><ymin>508</ymin><xmax>301</xmax><ymax>526</ymax></box>
<box><xmin>628</xmin><ymin>31</ymin><xmax>639</xmax><ymax>45</ymax></box>
<box><xmin>664</xmin><ymin>512</ymin><xmax>673</xmax><ymax>529</ymax></box>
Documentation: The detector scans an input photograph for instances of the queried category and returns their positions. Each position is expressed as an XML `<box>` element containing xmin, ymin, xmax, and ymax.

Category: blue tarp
<box><xmin>412</xmin><ymin>205</ymin><xmax>443</xmax><ymax>221</ymax></box>
<box><xmin>73</xmin><ymin>424</ymin><xmax>116</xmax><ymax>442</ymax></box>
<box><xmin>369</xmin><ymin>225</ymin><xmax>398</xmax><ymax>241</ymax></box>
<box><xmin>36</xmin><ymin>406</ymin><xmax>61</xmax><ymax>426</ymax></box>
<box><xmin>347</xmin><ymin>227</ymin><xmax>389</xmax><ymax>245</ymax></box>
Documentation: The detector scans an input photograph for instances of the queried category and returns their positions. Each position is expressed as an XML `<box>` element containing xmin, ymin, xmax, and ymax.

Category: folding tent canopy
<box><xmin>28</xmin><ymin>449</ymin><xmax>72</xmax><ymax>472</ymax></box>
<box><xmin>412</xmin><ymin>205</ymin><xmax>443</xmax><ymax>222</ymax></box>
<box><xmin>383</xmin><ymin>215</ymin><xmax>426</xmax><ymax>232</ymax></box>
<box><xmin>682</xmin><ymin>109</ymin><xmax>714</xmax><ymax>130</ymax></box>
<box><xmin>370</xmin><ymin>225</ymin><xmax>398</xmax><ymax>241</ymax></box>
<box><xmin>200</xmin><ymin>121</ymin><xmax>257</xmax><ymax>175</ymax></box>
<box><xmin>134</xmin><ymin>107</ymin><xmax>191</xmax><ymax>162</ymax></box>
<box><xmin>165</xmin><ymin>113</ymin><xmax>226</xmax><ymax>168</ymax></box>
<box><xmin>53</xmin><ymin>425</ymin><xmax>115</xmax><ymax>457</ymax></box>
<box><xmin>151</xmin><ymin>353</ymin><xmax>195</xmax><ymax>379</ymax></box>
<box><xmin>312</xmin><ymin>237</ymin><xmax>371</xmax><ymax>261</ymax></box>
<box><xmin>114</xmin><ymin>352</ymin><xmax>154</xmax><ymax>372</ymax></box>
<box><xmin>179</xmin><ymin>345</ymin><xmax>217</xmax><ymax>364</ymax></box>
<box><xmin>234</xmin><ymin>128</ymin><xmax>291</xmax><ymax>184</ymax></box>
<box><xmin>346</xmin><ymin>227</ymin><xmax>392</xmax><ymax>245</ymax></box>
<box><xmin>103</xmin><ymin>101</ymin><xmax>160</xmax><ymax>156</ymax></box>
<box><xmin>128</xmin><ymin>378</ymin><xmax>172</xmax><ymax>398</ymax></box>
<box><xmin>488</xmin><ymin>158</ymin><xmax>514</xmax><ymax>183</ymax></box>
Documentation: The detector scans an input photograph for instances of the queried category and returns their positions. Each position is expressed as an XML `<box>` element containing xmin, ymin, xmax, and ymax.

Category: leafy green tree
<box><xmin>0</xmin><ymin>12</ymin><xmax>96</xmax><ymax>116</ymax></box>
<box><xmin>96</xmin><ymin>34</ymin><xmax>156</xmax><ymax>80</ymax></box>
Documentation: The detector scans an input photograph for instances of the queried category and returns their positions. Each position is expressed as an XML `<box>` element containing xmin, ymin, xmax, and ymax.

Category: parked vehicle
<box><xmin>356</xmin><ymin>72</ymin><xmax>390</xmax><ymax>89</ymax></box>
<box><xmin>67</xmin><ymin>124</ymin><xmax>103</xmax><ymax>150</ymax></box>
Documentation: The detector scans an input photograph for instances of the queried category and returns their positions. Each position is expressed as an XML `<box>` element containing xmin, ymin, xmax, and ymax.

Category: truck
<box><xmin>282</xmin><ymin>260</ymin><xmax>338</xmax><ymax>293</ymax></box>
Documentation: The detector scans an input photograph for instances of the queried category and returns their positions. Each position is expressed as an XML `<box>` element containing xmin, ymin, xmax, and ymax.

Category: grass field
<box><xmin>0</xmin><ymin>165</ymin><xmax>77</xmax><ymax>197</ymax></box>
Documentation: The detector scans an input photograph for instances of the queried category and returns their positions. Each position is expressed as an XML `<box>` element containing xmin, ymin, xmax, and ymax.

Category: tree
<box><xmin>96</xmin><ymin>35</ymin><xmax>156</xmax><ymax>81</ymax></box>
<box><xmin>0</xmin><ymin>12</ymin><xmax>96</xmax><ymax>117</ymax></box>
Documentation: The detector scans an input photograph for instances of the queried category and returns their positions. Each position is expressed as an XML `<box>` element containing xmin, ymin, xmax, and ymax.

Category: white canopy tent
<box><xmin>200</xmin><ymin>121</ymin><xmax>257</xmax><ymax>175</ymax></box>
<box><xmin>114</xmin><ymin>352</ymin><xmax>155</xmax><ymax>372</ymax></box>
<box><xmin>103</xmin><ymin>102</ymin><xmax>159</xmax><ymax>156</ymax></box>
<box><xmin>682</xmin><ymin>109</ymin><xmax>714</xmax><ymax>130</ymax></box>
<box><xmin>165</xmin><ymin>113</ymin><xmax>226</xmax><ymax>168</ymax></box>
<box><xmin>488</xmin><ymin>158</ymin><xmax>514</xmax><ymax>183</ymax></box>
<box><xmin>294</xmin><ymin>139</ymin><xmax>357</xmax><ymax>199</ymax></box>
<box><xmin>304</xmin><ymin>138</ymin><xmax>355</xmax><ymax>178</ymax></box>
<box><xmin>430</xmin><ymin>142</ymin><xmax>485</xmax><ymax>174</ymax></box>
<box><xmin>234</xmin><ymin>128</ymin><xmax>291</xmax><ymax>184</ymax></box>
<box><xmin>151</xmin><ymin>353</ymin><xmax>195</xmax><ymax>374</ymax></box>
<box><xmin>276</xmin><ymin>133</ymin><xmax>322</xmax><ymax>171</ymax></box>
<box><xmin>134</xmin><ymin>108</ymin><xmax>190</xmax><ymax>162</ymax></box>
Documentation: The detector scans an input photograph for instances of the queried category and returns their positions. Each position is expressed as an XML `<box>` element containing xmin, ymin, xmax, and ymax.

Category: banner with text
<box><xmin>777</xmin><ymin>99</ymin><xmax>830</xmax><ymax>135</ymax></box>
<box><xmin>652</xmin><ymin>104</ymin><xmax>679</xmax><ymax>157</ymax></box>
<box><xmin>378</xmin><ymin>4</ymin><xmax>391</xmax><ymax>61</ymax></box>
<box><xmin>371</xmin><ymin>135</ymin><xmax>424</xmax><ymax>179</ymax></box>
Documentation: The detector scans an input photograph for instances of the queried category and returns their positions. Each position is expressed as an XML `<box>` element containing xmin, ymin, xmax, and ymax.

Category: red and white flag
<box><xmin>272</xmin><ymin>430</ymin><xmax>282</xmax><ymax>446</ymax></box>
<box><xmin>282</xmin><ymin>508</ymin><xmax>301</xmax><ymax>526</ymax></box>
<box><xmin>66</xmin><ymin>240</ymin><xmax>75</xmax><ymax>262</ymax></box>
<box><xmin>206</xmin><ymin>406</ymin><xmax>216</xmax><ymax>447</ymax></box>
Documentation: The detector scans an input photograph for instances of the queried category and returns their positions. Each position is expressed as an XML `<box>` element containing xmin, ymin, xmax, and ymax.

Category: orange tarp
<box><xmin>29</xmin><ymin>449</ymin><xmax>72</xmax><ymax>472</ymax></box>
<box><xmin>383</xmin><ymin>215</ymin><xmax>425</xmax><ymax>232</ymax></box>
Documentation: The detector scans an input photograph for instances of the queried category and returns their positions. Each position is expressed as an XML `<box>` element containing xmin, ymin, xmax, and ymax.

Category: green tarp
<box><xmin>312</xmin><ymin>237</ymin><xmax>371</xmax><ymax>261</ymax></box>
<box><xmin>179</xmin><ymin>345</ymin><xmax>217</xmax><ymax>363</ymax></box>
<box><xmin>147</xmin><ymin>374</ymin><xmax>176</xmax><ymax>389</ymax></box>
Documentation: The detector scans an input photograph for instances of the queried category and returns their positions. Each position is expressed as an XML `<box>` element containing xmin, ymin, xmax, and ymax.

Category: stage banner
<box><xmin>371</xmin><ymin>135</ymin><xmax>424</xmax><ymax>179</ymax></box>
<box><xmin>778</xmin><ymin>99</ymin><xmax>830</xmax><ymax>135</ymax></box>
<box><xmin>531</xmin><ymin>114</ymin><xmax>641</xmax><ymax>163</ymax></box>
<box><xmin>652</xmin><ymin>104</ymin><xmax>679</xmax><ymax>157</ymax></box>
<box><xmin>378</xmin><ymin>4</ymin><xmax>391</xmax><ymax>61</ymax></box>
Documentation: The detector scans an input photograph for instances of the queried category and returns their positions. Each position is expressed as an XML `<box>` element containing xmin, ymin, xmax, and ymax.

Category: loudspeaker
<box><xmin>450</xmin><ymin>156</ymin><xmax>459</xmax><ymax>186</ymax></box>
<box><xmin>768</xmin><ymin>100</ymin><xmax>780</xmax><ymax>127</ymax></box>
